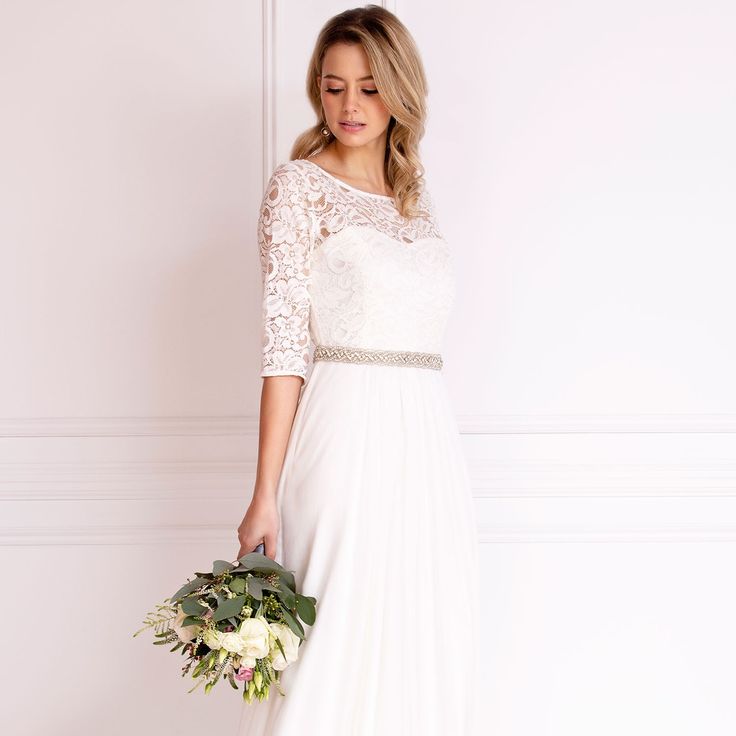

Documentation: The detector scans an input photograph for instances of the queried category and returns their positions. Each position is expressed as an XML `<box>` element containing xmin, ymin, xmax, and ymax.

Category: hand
<box><xmin>236</xmin><ymin>493</ymin><xmax>280</xmax><ymax>560</ymax></box>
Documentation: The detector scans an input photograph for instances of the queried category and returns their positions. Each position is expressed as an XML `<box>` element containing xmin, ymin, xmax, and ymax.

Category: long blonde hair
<box><xmin>290</xmin><ymin>5</ymin><xmax>429</xmax><ymax>219</ymax></box>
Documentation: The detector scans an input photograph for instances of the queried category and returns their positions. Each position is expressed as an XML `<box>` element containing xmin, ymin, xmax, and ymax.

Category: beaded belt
<box><xmin>313</xmin><ymin>344</ymin><xmax>443</xmax><ymax>371</ymax></box>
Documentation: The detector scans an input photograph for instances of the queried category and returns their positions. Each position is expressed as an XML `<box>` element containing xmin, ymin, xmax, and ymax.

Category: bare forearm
<box><xmin>252</xmin><ymin>375</ymin><xmax>304</xmax><ymax>499</ymax></box>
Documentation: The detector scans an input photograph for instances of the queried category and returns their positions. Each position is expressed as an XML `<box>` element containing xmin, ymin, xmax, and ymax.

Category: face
<box><xmin>318</xmin><ymin>42</ymin><xmax>392</xmax><ymax>149</ymax></box>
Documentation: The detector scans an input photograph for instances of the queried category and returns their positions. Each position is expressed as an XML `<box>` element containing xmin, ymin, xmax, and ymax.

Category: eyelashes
<box><xmin>325</xmin><ymin>88</ymin><xmax>379</xmax><ymax>95</ymax></box>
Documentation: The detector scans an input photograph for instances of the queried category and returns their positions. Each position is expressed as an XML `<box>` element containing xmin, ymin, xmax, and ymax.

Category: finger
<box><xmin>236</xmin><ymin>537</ymin><xmax>252</xmax><ymax>560</ymax></box>
<box><xmin>263</xmin><ymin>533</ymin><xmax>277</xmax><ymax>560</ymax></box>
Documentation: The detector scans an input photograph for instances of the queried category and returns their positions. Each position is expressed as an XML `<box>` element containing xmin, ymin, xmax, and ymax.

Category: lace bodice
<box><xmin>258</xmin><ymin>158</ymin><xmax>456</xmax><ymax>381</ymax></box>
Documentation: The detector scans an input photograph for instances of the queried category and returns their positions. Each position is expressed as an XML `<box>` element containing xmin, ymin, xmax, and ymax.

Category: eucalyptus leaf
<box><xmin>280</xmin><ymin>607</ymin><xmax>304</xmax><ymax>639</ymax></box>
<box><xmin>169</xmin><ymin>576</ymin><xmax>209</xmax><ymax>603</ymax></box>
<box><xmin>212</xmin><ymin>559</ymin><xmax>234</xmax><ymax>575</ymax></box>
<box><xmin>213</xmin><ymin>595</ymin><xmax>245</xmax><ymax>622</ymax></box>
<box><xmin>276</xmin><ymin>569</ymin><xmax>296</xmax><ymax>592</ymax></box>
<box><xmin>182</xmin><ymin>615</ymin><xmax>201</xmax><ymax>627</ymax></box>
<box><xmin>229</xmin><ymin>577</ymin><xmax>246</xmax><ymax>595</ymax></box>
<box><xmin>181</xmin><ymin>597</ymin><xmax>206</xmax><ymax>615</ymax></box>
<box><xmin>237</xmin><ymin>552</ymin><xmax>285</xmax><ymax>573</ymax></box>
<box><xmin>248</xmin><ymin>578</ymin><xmax>264</xmax><ymax>601</ymax></box>
<box><xmin>274</xmin><ymin>584</ymin><xmax>296</xmax><ymax>609</ymax></box>
<box><xmin>260</xmin><ymin>581</ymin><xmax>282</xmax><ymax>595</ymax></box>
<box><xmin>296</xmin><ymin>594</ymin><xmax>316</xmax><ymax>625</ymax></box>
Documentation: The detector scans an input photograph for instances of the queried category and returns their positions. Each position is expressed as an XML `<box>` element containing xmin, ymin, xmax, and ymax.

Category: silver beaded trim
<box><xmin>312</xmin><ymin>344</ymin><xmax>443</xmax><ymax>371</ymax></box>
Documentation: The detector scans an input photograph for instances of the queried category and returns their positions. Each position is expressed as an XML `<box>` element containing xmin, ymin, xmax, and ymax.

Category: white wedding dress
<box><xmin>237</xmin><ymin>158</ymin><xmax>481</xmax><ymax>735</ymax></box>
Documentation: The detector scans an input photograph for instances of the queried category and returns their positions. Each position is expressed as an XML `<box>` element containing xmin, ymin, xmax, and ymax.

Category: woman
<box><xmin>236</xmin><ymin>5</ymin><xmax>481</xmax><ymax>734</ymax></box>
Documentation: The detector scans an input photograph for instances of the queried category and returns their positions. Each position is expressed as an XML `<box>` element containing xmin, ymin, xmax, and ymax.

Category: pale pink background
<box><xmin>1</xmin><ymin>1</ymin><xmax>735</xmax><ymax>735</ymax></box>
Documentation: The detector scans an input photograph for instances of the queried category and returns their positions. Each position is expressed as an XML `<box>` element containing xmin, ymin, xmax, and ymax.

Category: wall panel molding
<box><xmin>2</xmin><ymin>413</ymin><xmax>736</xmax><ymax>438</ymax></box>
<box><xmin>0</xmin><ymin>416</ymin><xmax>258</xmax><ymax>437</ymax></box>
<box><xmin>262</xmin><ymin>0</ymin><xmax>277</xmax><ymax>182</ymax></box>
<box><xmin>456</xmin><ymin>413</ymin><xmax>736</xmax><ymax>434</ymax></box>
<box><xmin>1</xmin><ymin>458</ymin><xmax>735</xmax><ymax>501</ymax></box>
<box><xmin>2</xmin><ymin>520</ymin><xmax>735</xmax><ymax>547</ymax></box>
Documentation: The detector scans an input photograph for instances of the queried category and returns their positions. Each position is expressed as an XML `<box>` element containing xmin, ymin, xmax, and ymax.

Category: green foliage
<box><xmin>236</xmin><ymin>552</ymin><xmax>283</xmax><ymax>573</ymax></box>
<box><xmin>169</xmin><ymin>576</ymin><xmax>210</xmax><ymax>604</ymax></box>
<box><xmin>136</xmin><ymin>555</ymin><xmax>318</xmax><ymax>701</ymax></box>
<box><xmin>295</xmin><ymin>594</ymin><xmax>316</xmax><ymax>626</ymax></box>
<box><xmin>274</xmin><ymin>582</ymin><xmax>296</xmax><ymax>610</ymax></box>
<box><xmin>132</xmin><ymin>602</ymin><xmax>177</xmax><ymax>638</ymax></box>
<box><xmin>246</xmin><ymin>576</ymin><xmax>264</xmax><ymax>600</ymax></box>
<box><xmin>181</xmin><ymin>596</ymin><xmax>207</xmax><ymax>615</ymax></box>
<box><xmin>280</xmin><ymin>607</ymin><xmax>304</xmax><ymax>639</ymax></box>
<box><xmin>272</xmin><ymin>634</ymin><xmax>286</xmax><ymax>661</ymax></box>
<box><xmin>212</xmin><ymin>560</ymin><xmax>234</xmax><ymax>575</ymax></box>
<box><xmin>213</xmin><ymin>595</ymin><xmax>245</xmax><ymax>622</ymax></box>
<box><xmin>228</xmin><ymin>576</ymin><xmax>246</xmax><ymax>594</ymax></box>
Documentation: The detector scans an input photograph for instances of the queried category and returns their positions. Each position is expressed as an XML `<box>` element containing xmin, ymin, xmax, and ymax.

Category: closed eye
<box><xmin>326</xmin><ymin>88</ymin><xmax>379</xmax><ymax>95</ymax></box>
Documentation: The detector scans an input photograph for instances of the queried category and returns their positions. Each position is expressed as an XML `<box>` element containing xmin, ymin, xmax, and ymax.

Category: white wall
<box><xmin>1</xmin><ymin>1</ymin><xmax>735</xmax><ymax>735</ymax></box>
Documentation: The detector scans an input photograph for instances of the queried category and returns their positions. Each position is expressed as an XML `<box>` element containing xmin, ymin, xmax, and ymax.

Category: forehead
<box><xmin>320</xmin><ymin>42</ymin><xmax>372</xmax><ymax>79</ymax></box>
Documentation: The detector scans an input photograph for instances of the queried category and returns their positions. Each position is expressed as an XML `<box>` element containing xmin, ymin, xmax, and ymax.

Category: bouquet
<box><xmin>134</xmin><ymin>550</ymin><xmax>316</xmax><ymax>702</ymax></box>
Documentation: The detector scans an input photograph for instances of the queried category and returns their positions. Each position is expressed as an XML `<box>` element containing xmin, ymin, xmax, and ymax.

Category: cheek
<box><xmin>321</xmin><ymin>91</ymin><xmax>334</xmax><ymax>111</ymax></box>
<box><xmin>371</xmin><ymin>96</ymin><xmax>391</xmax><ymax>121</ymax></box>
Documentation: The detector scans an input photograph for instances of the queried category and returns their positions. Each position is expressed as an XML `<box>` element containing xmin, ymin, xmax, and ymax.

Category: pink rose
<box><xmin>235</xmin><ymin>666</ymin><xmax>254</xmax><ymax>682</ymax></box>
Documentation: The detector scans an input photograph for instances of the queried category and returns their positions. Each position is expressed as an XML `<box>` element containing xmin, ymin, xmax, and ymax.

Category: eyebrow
<box><xmin>322</xmin><ymin>74</ymin><xmax>375</xmax><ymax>82</ymax></box>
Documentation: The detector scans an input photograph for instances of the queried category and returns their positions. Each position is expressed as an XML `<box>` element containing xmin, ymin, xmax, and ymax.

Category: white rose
<box><xmin>172</xmin><ymin>605</ymin><xmax>200</xmax><ymax>643</ymax></box>
<box><xmin>268</xmin><ymin>622</ymin><xmax>301</xmax><ymax>671</ymax></box>
<box><xmin>235</xmin><ymin>617</ymin><xmax>272</xmax><ymax>667</ymax></box>
<box><xmin>219</xmin><ymin>631</ymin><xmax>247</xmax><ymax>654</ymax></box>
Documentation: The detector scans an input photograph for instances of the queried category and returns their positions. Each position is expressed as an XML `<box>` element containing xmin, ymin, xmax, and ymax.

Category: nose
<box><xmin>342</xmin><ymin>85</ymin><xmax>360</xmax><ymax>113</ymax></box>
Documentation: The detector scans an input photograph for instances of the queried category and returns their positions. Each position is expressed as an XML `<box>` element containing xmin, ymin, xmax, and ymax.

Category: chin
<box><xmin>336</xmin><ymin>137</ymin><xmax>368</xmax><ymax>147</ymax></box>
<box><xmin>334</xmin><ymin>131</ymin><xmax>379</xmax><ymax>148</ymax></box>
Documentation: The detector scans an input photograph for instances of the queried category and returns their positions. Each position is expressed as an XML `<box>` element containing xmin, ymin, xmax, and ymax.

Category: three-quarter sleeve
<box><xmin>258</xmin><ymin>163</ymin><xmax>314</xmax><ymax>380</ymax></box>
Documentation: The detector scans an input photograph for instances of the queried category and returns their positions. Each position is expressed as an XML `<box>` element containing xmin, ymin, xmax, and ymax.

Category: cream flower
<box><xmin>268</xmin><ymin>622</ymin><xmax>301</xmax><ymax>671</ymax></box>
<box><xmin>219</xmin><ymin>632</ymin><xmax>247</xmax><ymax>654</ymax></box>
<box><xmin>172</xmin><ymin>605</ymin><xmax>200</xmax><ymax>643</ymax></box>
<box><xmin>236</xmin><ymin>617</ymin><xmax>272</xmax><ymax>667</ymax></box>
<box><xmin>203</xmin><ymin>627</ymin><xmax>223</xmax><ymax>650</ymax></box>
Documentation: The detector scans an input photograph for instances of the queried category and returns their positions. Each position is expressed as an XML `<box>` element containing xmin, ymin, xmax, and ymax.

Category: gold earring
<box><xmin>321</xmin><ymin>124</ymin><xmax>331</xmax><ymax>137</ymax></box>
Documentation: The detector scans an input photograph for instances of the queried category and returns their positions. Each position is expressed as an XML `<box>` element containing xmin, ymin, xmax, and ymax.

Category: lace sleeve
<box><xmin>258</xmin><ymin>163</ymin><xmax>314</xmax><ymax>380</ymax></box>
<box><xmin>421</xmin><ymin>185</ymin><xmax>442</xmax><ymax>233</ymax></box>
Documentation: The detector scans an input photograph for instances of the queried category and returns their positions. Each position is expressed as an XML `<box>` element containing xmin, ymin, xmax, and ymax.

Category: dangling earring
<box><xmin>321</xmin><ymin>123</ymin><xmax>331</xmax><ymax>137</ymax></box>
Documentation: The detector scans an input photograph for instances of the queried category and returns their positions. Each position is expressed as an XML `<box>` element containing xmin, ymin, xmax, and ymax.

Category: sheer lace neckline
<box><xmin>301</xmin><ymin>158</ymin><xmax>395</xmax><ymax>201</ymax></box>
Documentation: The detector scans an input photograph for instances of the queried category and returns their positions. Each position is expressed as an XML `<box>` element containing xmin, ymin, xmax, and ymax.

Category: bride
<box><xmin>236</xmin><ymin>5</ymin><xmax>481</xmax><ymax>734</ymax></box>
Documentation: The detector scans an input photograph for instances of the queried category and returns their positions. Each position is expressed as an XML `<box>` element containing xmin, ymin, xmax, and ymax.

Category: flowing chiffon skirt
<box><xmin>237</xmin><ymin>359</ymin><xmax>481</xmax><ymax>735</ymax></box>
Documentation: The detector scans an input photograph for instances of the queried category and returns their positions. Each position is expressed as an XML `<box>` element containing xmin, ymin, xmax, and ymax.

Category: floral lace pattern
<box><xmin>258</xmin><ymin>158</ymin><xmax>453</xmax><ymax>380</ymax></box>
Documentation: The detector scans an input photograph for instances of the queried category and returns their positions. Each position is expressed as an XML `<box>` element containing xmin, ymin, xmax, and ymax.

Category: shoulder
<box><xmin>414</xmin><ymin>179</ymin><xmax>444</xmax><ymax>237</ymax></box>
<box><xmin>258</xmin><ymin>160</ymin><xmax>318</xmax><ymax>223</ymax></box>
<box><xmin>265</xmin><ymin>159</ymin><xmax>311</xmax><ymax>190</ymax></box>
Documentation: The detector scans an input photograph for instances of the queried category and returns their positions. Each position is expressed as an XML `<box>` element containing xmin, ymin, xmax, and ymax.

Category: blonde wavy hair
<box><xmin>290</xmin><ymin>4</ymin><xmax>429</xmax><ymax>219</ymax></box>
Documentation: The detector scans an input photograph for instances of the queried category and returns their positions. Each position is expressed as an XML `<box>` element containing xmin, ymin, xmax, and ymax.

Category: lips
<box><xmin>340</xmin><ymin>121</ymin><xmax>365</xmax><ymax>126</ymax></box>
